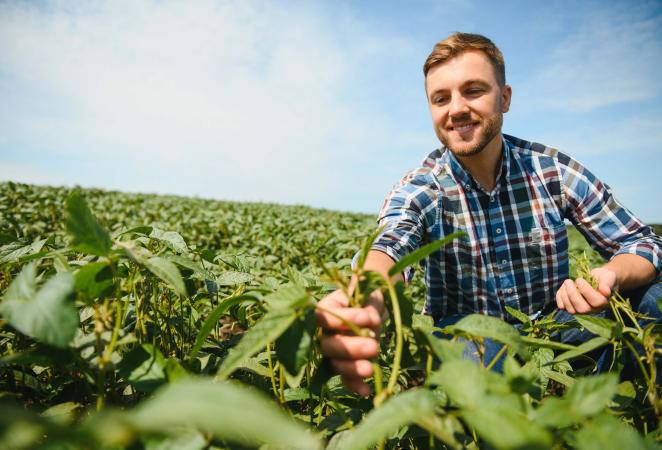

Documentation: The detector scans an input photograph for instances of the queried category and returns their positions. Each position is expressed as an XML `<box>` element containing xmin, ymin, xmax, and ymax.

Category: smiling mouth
<box><xmin>449</xmin><ymin>122</ymin><xmax>479</xmax><ymax>133</ymax></box>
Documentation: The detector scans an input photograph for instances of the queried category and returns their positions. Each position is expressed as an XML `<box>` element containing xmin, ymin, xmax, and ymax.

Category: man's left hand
<box><xmin>556</xmin><ymin>267</ymin><xmax>617</xmax><ymax>314</ymax></box>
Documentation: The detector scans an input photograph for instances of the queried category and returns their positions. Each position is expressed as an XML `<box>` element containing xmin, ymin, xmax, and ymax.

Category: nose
<box><xmin>448</xmin><ymin>93</ymin><xmax>469</xmax><ymax>117</ymax></box>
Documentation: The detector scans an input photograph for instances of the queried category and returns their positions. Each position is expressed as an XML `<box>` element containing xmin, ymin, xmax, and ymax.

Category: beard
<box><xmin>438</xmin><ymin>113</ymin><xmax>503</xmax><ymax>157</ymax></box>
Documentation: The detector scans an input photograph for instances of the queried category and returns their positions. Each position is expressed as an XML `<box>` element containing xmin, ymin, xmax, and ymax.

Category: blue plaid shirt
<box><xmin>372</xmin><ymin>134</ymin><xmax>662</xmax><ymax>323</ymax></box>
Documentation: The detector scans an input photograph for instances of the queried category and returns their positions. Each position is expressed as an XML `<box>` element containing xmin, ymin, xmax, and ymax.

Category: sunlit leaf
<box><xmin>565</xmin><ymin>373</ymin><xmax>618</xmax><ymax>417</ymax></box>
<box><xmin>444</xmin><ymin>313</ymin><xmax>527</xmax><ymax>357</ymax></box>
<box><xmin>573</xmin><ymin>414</ymin><xmax>656</xmax><ymax>450</ymax></box>
<box><xmin>149</xmin><ymin>228</ymin><xmax>189</xmax><ymax>254</ymax></box>
<box><xmin>552</xmin><ymin>337</ymin><xmax>609</xmax><ymax>363</ymax></box>
<box><xmin>328</xmin><ymin>389</ymin><xmax>440</xmax><ymax>450</ymax></box>
<box><xmin>0</xmin><ymin>265</ymin><xmax>77</xmax><ymax>348</ymax></box>
<box><xmin>144</xmin><ymin>256</ymin><xmax>187</xmax><ymax>297</ymax></box>
<box><xmin>574</xmin><ymin>315</ymin><xmax>617</xmax><ymax>339</ymax></box>
<box><xmin>128</xmin><ymin>379</ymin><xmax>322</xmax><ymax>450</ymax></box>
<box><xmin>429</xmin><ymin>359</ymin><xmax>486</xmax><ymax>409</ymax></box>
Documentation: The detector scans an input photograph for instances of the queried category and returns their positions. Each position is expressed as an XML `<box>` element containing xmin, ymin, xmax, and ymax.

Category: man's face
<box><xmin>425</xmin><ymin>50</ymin><xmax>511</xmax><ymax>157</ymax></box>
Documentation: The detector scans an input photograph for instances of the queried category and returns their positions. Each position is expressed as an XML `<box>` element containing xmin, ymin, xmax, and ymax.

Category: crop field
<box><xmin>0</xmin><ymin>181</ymin><xmax>660</xmax><ymax>449</ymax></box>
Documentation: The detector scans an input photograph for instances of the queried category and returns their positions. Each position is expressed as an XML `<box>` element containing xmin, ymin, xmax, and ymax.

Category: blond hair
<box><xmin>423</xmin><ymin>32</ymin><xmax>506</xmax><ymax>86</ymax></box>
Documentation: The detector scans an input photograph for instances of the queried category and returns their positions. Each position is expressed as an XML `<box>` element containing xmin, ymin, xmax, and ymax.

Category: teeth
<box><xmin>455</xmin><ymin>124</ymin><xmax>473</xmax><ymax>132</ymax></box>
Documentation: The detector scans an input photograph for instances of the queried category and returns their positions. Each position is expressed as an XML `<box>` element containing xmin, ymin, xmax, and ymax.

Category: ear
<box><xmin>501</xmin><ymin>84</ymin><xmax>512</xmax><ymax>113</ymax></box>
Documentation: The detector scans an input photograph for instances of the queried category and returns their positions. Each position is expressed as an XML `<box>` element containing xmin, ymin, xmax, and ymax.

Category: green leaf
<box><xmin>263</xmin><ymin>285</ymin><xmax>311</xmax><ymax>310</ymax></box>
<box><xmin>505</xmin><ymin>305</ymin><xmax>531</xmax><ymax>324</ymax></box>
<box><xmin>552</xmin><ymin>337</ymin><xmax>609</xmax><ymax>363</ymax></box>
<box><xmin>276</xmin><ymin>309</ymin><xmax>315</xmax><ymax>375</ymax></box>
<box><xmin>113</xmin><ymin>225</ymin><xmax>153</xmax><ymax>238</ymax></box>
<box><xmin>75</xmin><ymin>261</ymin><xmax>114</xmax><ymax>299</ymax></box>
<box><xmin>0</xmin><ymin>238</ymin><xmax>48</xmax><ymax>265</ymax></box>
<box><xmin>573</xmin><ymin>414</ymin><xmax>656</xmax><ymax>450</ymax></box>
<box><xmin>462</xmin><ymin>396</ymin><xmax>552</xmax><ymax>450</ymax></box>
<box><xmin>144</xmin><ymin>256</ymin><xmax>187</xmax><ymax>297</ymax></box>
<box><xmin>521</xmin><ymin>336</ymin><xmax>575</xmax><ymax>351</ymax></box>
<box><xmin>424</xmin><ymin>336</ymin><xmax>467</xmax><ymax>364</ymax></box>
<box><xmin>0</xmin><ymin>265</ymin><xmax>78</xmax><ymax>348</ymax></box>
<box><xmin>189</xmin><ymin>294</ymin><xmax>258</xmax><ymax>360</ymax></box>
<box><xmin>142</xmin><ymin>431</ymin><xmax>207</xmax><ymax>450</ymax></box>
<box><xmin>216</xmin><ymin>307</ymin><xmax>298</xmax><ymax>380</ymax></box>
<box><xmin>565</xmin><ymin>373</ymin><xmax>618</xmax><ymax>417</ymax></box>
<box><xmin>117</xmin><ymin>344</ymin><xmax>167</xmax><ymax>393</ymax></box>
<box><xmin>149</xmin><ymin>228</ymin><xmax>189</xmax><ymax>254</ymax></box>
<box><xmin>127</xmin><ymin>379</ymin><xmax>322</xmax><ymax>450</ymax></box>
<box><xmin>65</xmin><ymin>190</ymin><xmax>112</xmax><ymax>256</ymax></box>
<box><xmin>166</xmin><ymin>255</ymin><xmax>215</xmax><ymax>280</ymax></box>
<box><xmin>574</xmin><ymin>315</ymin><xmax>617</xmax><ymax>339</ymax></box>
<box><xmin>445</xmin><ymin>313</ymin><xmax>526</xmax><ymax>357</ymax></box>
<box><xmin>216</xmin><ymin>271</ymin><xmax>253</xmax><ymax>286</ymax></box>
<box><xmin>328</xmin><ymin>389</ymin><xmax>440</xmax><ymax>450</ymax></box>
<box><xmin>41</xmin><ymin>402</ymin><xmax>81</xmax><ymax>425</ymax></box>
<box><xmin>534</xmin><ymin>397</ymin><xmax>583</xmax><ymax>428</ymax></box>
<box><xmin>388</xmin><ymin>231</ymin><xmax>465</xmax><ymax>277</ymax></box>
<box><xmin>545</xmin><ymin>369</ymin><xmax>575</xmax><ymax>387</ymax></box>
<box><xmin>428</xmin><ymin>359</ymin><xmax>486</xmax><ymax>409</ymax></box>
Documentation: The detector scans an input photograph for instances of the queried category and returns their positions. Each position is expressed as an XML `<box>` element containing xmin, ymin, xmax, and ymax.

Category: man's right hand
<box><xmin>315</xmin><ymin>288</ymin><xmax>385</xmax><ymax>397</ymax></box>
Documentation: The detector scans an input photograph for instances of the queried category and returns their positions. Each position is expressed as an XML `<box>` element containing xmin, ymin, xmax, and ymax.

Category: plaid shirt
<box><xmin>372</xmin><ymin>134</ymin><xmax>662</xmax><ymax>323</ymax></box>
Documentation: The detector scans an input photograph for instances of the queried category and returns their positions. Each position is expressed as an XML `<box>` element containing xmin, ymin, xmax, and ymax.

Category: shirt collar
<box><xmin>440</xmin><ymin>136</ymin><xmax>511</xmax><ymax>194</ymax></box>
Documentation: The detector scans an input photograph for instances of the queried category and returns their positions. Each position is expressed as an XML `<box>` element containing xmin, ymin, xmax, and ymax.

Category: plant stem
<box><xmin>485</xmin><ymin>345</ymin><xmax>508</xmax><ymax>371</ymax></box>
<box><xmin>278</xmin><ymin>364</ymin><xmax>285</xmax><ymax>404</ymax></box>
<box><xmin>266</xmin><ymin>343</ymin><xmax>279</xmax><ymax>400</ymax></box>
<box><xmin>384</xmin><ymin>279</ymin><xmax>403</xmax><ymax>398</ymax></box>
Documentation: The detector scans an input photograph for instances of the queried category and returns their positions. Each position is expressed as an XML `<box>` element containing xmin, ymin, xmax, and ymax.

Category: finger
<box><xmin>320</xmin><ymin>334</ymin><xmax>379</xmax><ymax>360</ymax></box>
<box><xmin>575</xmin><ymin>278</ymin><xmax>609</xmax><ymax>310</ymax></box>
<box><xmin>555</xmin><ymin>288</ymin><xmax>565</xmax><ymax>310</ymax></box>
<box><xmin>330</xmin><ymin>359</ymin><xmax>374</xmax><ymax>378</ymax></box>
<box><xmin>590</xmin><ymin>268</ymin><xmax>616</xmax><ymax>297</ymax></box>
<box><xmin>316</xmin><ymin>306</ymin><xmax>382</xmax><ymax>332</ymax></box>
<box><xmin>341</xmin><ymin>374</ymin><xmax>371</xmax><ymax>397</ymax></box>
<box><xmin>564</xmin><ymin>279</ymin><xmax>592</xmax><ymax>314</ymax></box>
<box><xmin>558</xmin><ymin>283</ymin><xmax>575</xmax><ymax>314</ymax></box>
<box><xmin>364</xmin><ymin>292</ymin><xmax>388</xmax><ymax>327</ymax></box>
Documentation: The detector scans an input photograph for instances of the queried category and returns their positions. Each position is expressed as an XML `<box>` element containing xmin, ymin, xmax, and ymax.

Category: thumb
<box><xmin>597</xmin><ymin>281</ymin><xmax>612</xmax><ymax>297</ymax></box>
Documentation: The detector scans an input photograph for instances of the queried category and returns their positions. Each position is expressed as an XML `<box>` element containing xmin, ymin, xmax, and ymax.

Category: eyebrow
<box><xmin>428</xmin><ymin>79</ymin><xmax>491</xmax><ymax>99</ymax></box>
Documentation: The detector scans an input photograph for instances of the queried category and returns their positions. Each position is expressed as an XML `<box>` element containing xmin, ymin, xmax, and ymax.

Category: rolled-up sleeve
<box><xmin>559</xmin><ymin>154</ymin><xmax>662</xmax><ymax>275</ymax></box>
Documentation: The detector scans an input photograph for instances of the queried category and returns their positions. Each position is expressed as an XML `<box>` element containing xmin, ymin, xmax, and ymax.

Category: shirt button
<box><xmin>506</xmin><ymin>288</ymin><xmax>513</xmax><ymax>294</ymax></box>
<box><xmin>491</xmin><ymin>197</ymin><xmax>496</xmax><ymax>202</ymax></box>
<box><xmin>496</xmin><ymin>228</ymin><xmax>502</xmax><ymax>234</ymax></box>
<box><xmin>502</xmin><ymin>259</ymin><xmax>507</xmax><ymax>265</ymax></box>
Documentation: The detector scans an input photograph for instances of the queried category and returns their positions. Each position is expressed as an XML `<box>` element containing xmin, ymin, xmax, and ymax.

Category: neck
<box><xmin>454</xmin><ymin>133</ymin><xmax>503</xmax><ymax>192</ymax></box>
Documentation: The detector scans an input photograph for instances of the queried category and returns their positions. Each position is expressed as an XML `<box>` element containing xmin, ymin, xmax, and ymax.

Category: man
<box><xmin>316</xmin><ymin>32</ymin><xmax>662</xmax><ymax>396</ymax></box>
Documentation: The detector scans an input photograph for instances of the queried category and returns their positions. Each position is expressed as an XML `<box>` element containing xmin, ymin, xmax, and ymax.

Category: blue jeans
<box><xmin>435</xmin><ymin>276</ymin><xmax>662</xmax><ymax>375</ymax></box>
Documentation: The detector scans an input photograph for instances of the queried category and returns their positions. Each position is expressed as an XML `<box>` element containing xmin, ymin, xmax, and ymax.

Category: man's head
<box><xmin>424</xmin><ymin>33</ymin><xmax>511</xmax><ymax>158</ymax></box>
<box><xmin>424</xmin><ymin>32</ymin><xmax>506</xmax><ymax>88</ymax></box>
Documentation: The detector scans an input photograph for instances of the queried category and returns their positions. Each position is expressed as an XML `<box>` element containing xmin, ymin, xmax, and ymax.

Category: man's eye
<box><xmin>433</xmin><ymin>96</ymin><xmax>449</xmax><ymax>104</ymax></box>
<box><xmin>466</xmin><ymin>88</ymin><xmax>483</xmax><ymax>96</ymax></box>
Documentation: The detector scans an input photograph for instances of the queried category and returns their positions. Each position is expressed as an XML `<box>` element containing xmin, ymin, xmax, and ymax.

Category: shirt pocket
<box><xmin>525</xmin><ymin>225</ymin><xmax>567</xmax><ymax>284</ymax></box>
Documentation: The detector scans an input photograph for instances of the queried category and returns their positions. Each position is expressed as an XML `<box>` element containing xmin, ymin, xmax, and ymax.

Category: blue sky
<box><xmin>1</xmin><ymin>0</ymin><xmax>661</xmax><ymax>222</ymax></box>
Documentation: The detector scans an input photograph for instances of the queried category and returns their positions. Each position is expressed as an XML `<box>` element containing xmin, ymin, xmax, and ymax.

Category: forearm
<box><xmin>602</xmin><ymin>254</ymin><xmax>656</xmax><ymax>291</ymax></box>
<box><xmin>363</xmin><ymin>250</ymin><xmax>401</xmax><ymax>283</ymax></box>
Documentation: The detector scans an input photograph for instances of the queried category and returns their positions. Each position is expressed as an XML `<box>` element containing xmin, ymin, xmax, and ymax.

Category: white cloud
<box><xmin>0</xmin><ymin>0</ymin><xmax>424</xmax><ymax>211</ymax></box>
<box><xmin>517</xmin><ymin>4</ymin><xmax>662</xmax><ymax>112</ymax></box>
